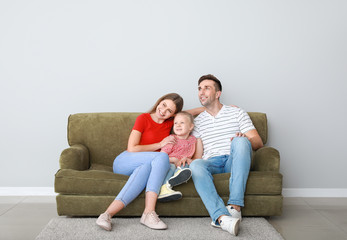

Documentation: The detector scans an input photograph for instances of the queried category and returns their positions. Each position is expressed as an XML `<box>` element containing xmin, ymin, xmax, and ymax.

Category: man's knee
<box><xmin>231</xmin><ymin>137</ymin><xmax>251</xmax><ymax>150</ymax></box>
<box><xmin>190</xmin><ymin>159</ymin><xmax>206</xmax><ymax>177</ymax></box>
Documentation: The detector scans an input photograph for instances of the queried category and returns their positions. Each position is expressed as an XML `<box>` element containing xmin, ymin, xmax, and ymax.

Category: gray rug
<box><xmin>36</xmin><ymin>217</ymin><xmax>283</xmax><ymax>240</ymax></box>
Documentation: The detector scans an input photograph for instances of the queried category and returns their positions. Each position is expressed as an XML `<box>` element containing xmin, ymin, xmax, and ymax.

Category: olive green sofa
<box><xmin>55</xmin><ymin>112</ymin><xmax>283</xmax><ymax>217</ymax></box>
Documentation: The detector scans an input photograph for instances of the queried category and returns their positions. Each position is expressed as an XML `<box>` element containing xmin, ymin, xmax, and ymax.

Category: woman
<box><xmin>96</xmin><ymin>93</ymin><xmax>202</xmax><ymax>231</ymax></box>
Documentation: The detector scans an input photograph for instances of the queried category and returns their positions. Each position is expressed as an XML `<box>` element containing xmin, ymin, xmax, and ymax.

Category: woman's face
<box><xmin>155</xmin><ymin>99</ymin><xmax>176</xmax><ymax>120</ymax></box>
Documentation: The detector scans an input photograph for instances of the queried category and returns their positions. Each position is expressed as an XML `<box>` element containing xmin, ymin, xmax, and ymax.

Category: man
<box><xmin>190</xmin><ymin>74</ymin><xmax>263</xmax><ymax>236</ymax></box>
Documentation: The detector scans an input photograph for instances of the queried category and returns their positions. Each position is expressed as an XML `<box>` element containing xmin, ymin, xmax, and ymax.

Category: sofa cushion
<box><xmin>55</xmin><ymin>169</ymin><xmax>282</xmax><ymax>196</ymax></box>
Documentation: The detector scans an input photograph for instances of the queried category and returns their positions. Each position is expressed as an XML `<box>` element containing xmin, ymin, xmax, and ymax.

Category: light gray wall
<box><xmin>1</xmin><ymin>1</ymin><xmax>346</xmax><ymax>189</ymax></box>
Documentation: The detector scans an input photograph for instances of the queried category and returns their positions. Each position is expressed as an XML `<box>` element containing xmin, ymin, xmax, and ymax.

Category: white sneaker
<box><xmin>226</xmin><ymin>205</ymin><xmax>242</xmax><ymax>221</ymax></box>
<box><xmin>220</xmin><ymin>216</ymin><xmax>240</xmax><ymax>236</ymax></box>
<box><xmin>96</xmin><ymin>212</ymin><xmax>112</xmax><ymax>231</ymax></box>
<box><xmin>210</xmin><ymin>206</ymin><xmax>242</xmax><ymax>228</ymax></box>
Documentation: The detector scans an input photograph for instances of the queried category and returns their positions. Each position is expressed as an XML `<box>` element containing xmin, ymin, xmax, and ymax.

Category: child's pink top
<box><xmin>161</xmin><ymin>135</ymin><xmax>197</xmax><ymax>159</ymax></box>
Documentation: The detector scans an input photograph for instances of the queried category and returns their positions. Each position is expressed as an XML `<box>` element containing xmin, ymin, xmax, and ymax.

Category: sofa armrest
<box><xmin>252</xmin><ymin>146</ymin><xmax>280</xmax><ymax>172</ymax></box>
<box><xmin>59</xmin><ymin>144</ymin><xmax>90</xmax><ymax>170</ymax></box>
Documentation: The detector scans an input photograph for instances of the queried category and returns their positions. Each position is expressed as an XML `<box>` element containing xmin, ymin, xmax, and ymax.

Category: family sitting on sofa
<box><xmin>95</xmin><ymin>74</ymin><xmax>264</xmax><ymax>236</ymax></box>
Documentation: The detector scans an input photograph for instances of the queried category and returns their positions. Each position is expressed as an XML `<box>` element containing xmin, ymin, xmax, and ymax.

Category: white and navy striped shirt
<box><xmin>192</xmin><ymin>105</ymin><xmax>255</xmax><ymax>160</ymax></box>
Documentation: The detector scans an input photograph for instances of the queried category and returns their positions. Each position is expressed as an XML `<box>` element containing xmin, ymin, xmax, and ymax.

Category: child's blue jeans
<box><xmin>163</xmin><ymin>163</ymin><xmax>190</xmax><ymax>184</ymax></box>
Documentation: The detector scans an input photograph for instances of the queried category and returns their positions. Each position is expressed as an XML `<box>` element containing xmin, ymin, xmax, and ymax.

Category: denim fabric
<box><xmin>113</xmin><ymin>151</ymin><xmax>170</xmax><ymax>206</ymax></box>
<box><xmin>163</xmin><ymin>163</ymin><xmax>189</xmax><ymax>184</ymax></box>
<box><xmin>190</xmin><ymin>137</ymin><xmax>252</xmax><ymax>224</ymax></box>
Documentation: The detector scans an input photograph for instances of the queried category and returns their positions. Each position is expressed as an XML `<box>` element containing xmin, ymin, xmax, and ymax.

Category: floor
<box><xmin>0</xmin><ymin>197</ymin><xmax>346</xmax><ymax>240</ymax></box>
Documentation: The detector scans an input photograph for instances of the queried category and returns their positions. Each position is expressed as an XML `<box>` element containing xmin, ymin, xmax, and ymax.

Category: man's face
<box><xmin>198</xmin><ymin>80</ymin><xmax>220</xmax><ymax>107</ymax></box>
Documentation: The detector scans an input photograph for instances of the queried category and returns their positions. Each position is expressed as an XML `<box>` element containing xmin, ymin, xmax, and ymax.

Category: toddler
<box><xmin>158</xmin><ymin>111</ymin><xmax>196</xmax><ymax>202</ymax></box>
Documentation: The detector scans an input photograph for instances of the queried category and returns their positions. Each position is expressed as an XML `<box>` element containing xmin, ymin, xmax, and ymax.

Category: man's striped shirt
<box><xmin>192</xmin><ymin>105</ymin><xmax>255</xmax><ymax>160</ymax></box>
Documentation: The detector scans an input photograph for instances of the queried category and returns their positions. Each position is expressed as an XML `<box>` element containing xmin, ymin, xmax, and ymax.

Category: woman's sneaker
<box><xmin>158</xmin><ymin>183</ymin><xmax>182</xmax><ymax>202</ymax></box>
<box><xmin>168</xmin><ymin>168</ymin><xmax>192</xmax><ymax>187</ymax></box>
<box><xmin>96</xmin><ymin>212</ymin><xmax>112</xmax><ymax>231</ymax></box>
<box><xmin>140</xmin><ymin>211</ymin><xmax>167</xmax><ymax>230</ymax></box>
<box><xmin>220</xmin><ymin>216</ymin><xmax>240</xmax><ymax>236</ymax></box>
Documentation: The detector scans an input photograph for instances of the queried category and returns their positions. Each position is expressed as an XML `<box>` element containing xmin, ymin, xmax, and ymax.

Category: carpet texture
<box><xmin>36</xmin><ymin>217</ymin><xmax>283</xmax><ymax>240</ymax></box>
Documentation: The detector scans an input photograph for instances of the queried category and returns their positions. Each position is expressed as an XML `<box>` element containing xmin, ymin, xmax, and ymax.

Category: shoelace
<box><xmin>102</xmin><ymin>213</ymin><xmax>111</xmax><ymax>223</ymax></box>
<box><xmin>149</xmin><ymin>211</ymin><xmax>160</xmax><ymax>223</ymax></box>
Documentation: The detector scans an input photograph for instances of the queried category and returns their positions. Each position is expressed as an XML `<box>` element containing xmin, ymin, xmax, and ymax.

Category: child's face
<box><xmin>173</xmin><ymin>114</ymin><xmax>194</xmax><ymax>137</ymax></box>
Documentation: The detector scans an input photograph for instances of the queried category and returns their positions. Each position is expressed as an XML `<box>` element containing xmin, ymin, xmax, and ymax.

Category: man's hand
<box><xmin>231</xmin><ymin>132</ymin><xmax>247</xmax><ymax>141</ymax></box>
<box><xmin>231</xmin><ymin>130</ymin><xmax>264</xmax><ymax>151</ymax></box>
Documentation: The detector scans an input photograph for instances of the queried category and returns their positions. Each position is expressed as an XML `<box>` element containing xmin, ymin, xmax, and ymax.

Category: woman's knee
<box><xmin>153</xmin><ymin>152</ymin><xmax>170</xmax><ymax>170</ymax></box>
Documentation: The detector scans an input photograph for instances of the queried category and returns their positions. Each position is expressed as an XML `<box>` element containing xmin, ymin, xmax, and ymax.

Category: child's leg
<box><xmin>162</xmin><ymin>164</ymin><xmax>177</xmax><ymax>184</ymax></box>
<box><xmin>168</xmin><ymin>164</ymin><xmax>192</xmax><ymax>187</ymax></box>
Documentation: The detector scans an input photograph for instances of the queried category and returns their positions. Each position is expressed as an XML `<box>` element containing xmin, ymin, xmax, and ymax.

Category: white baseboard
<box><xmin>0</xmin><ymin>187</ymin><xmax>57</xmax><ymax>196</ymax></box>
<box><xmin>0</xmin><ymin>187</ymin><xmax>347</xmax><ymax>197</ymax></box>
<box><xmin>282</xmin><ymin>188</ymin><xmax>347</xmax><ymax>197</ymax></box>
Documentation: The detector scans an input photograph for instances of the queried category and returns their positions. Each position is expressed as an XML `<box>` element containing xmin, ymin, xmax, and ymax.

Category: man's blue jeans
<box><xmin>113</xmin><ymin>151</ymin><xmax>170</xmax><ymax>207</ymax></box>
<box><xmin>190</xmin><ymin>137</ymin><xmax>252</xmax><ymax>224</ymax></box>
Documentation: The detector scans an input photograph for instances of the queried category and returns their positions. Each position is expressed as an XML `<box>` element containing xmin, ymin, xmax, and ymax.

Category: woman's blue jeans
<box><xmin>190</xmin><ymin>137</ymin><xmax>252</xmax><ymax>224</ymax></box>
<box><xmin>113</xmin><ymin>151</ymin><xmax>170</xmax><ymax>207</ymax></box>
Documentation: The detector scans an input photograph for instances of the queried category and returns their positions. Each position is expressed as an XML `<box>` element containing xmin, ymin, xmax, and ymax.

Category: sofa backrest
<box><xmin>67</xmin><ymin>112</ymin><xmax>267</xmax><ymax>167</ymax></box>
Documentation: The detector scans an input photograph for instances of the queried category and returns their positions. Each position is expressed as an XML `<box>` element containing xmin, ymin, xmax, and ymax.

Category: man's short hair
<box><xmin>198</xmin><ymin>74</ymin><xmax>222</xmax><ymax>92</ymax></box>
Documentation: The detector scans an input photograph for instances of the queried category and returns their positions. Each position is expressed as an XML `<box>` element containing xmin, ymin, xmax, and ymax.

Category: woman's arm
<box><xmin>127</xmin><ymin>130</ymin><xmax>176</xmax><ymax>152</ymax></box>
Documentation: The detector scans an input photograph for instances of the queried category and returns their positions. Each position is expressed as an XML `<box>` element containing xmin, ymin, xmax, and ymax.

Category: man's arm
<box><xmin>192</xmin><ymin>138</ymin><xmax>203</xmax><ymax>160</ymax></box>
<box><xmin>245</xmin><ymin>129</ymin><xmax>263</xmax><ymax>150</ymax></box>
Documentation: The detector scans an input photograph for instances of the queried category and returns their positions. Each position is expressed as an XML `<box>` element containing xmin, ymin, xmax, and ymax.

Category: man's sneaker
<box><xmin>211</xmin><ymin>206</ymin><xmax>242</xmax><ymax>228</ymax></box>
<box><xmin>140</xmin><ymin>211</ymin><xmax>167</xmax><ymax>230</ymax></box>
<box><xmin>168</xmin><ymin>168</ymin><xmax>192</xmax><ymax>187</ymax></box>
<box><xmin>158</xmin><ymin>183</ymin><xmax>182</xmax><ymax>202</ymax></box>
<box><xmin>220</xmin><ymin>216</ymin><xmax>240</xmax><ymax>236</ymax></box>
<box><xmin>96</xmin><ymin>212</ymin><xmax>112</xmax><ymax>231</ymax></box>
<box><xmin>227</xmin><ymin>205</ymin><xmax>242</xmax><ymax>221</ymax></box>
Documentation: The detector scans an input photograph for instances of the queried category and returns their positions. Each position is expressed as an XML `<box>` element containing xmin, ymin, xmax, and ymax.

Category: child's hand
<box><xmin>186</xmin><ymin>158</ymin><xmax>193</xmax><ymax>165</ymax></box>
<box><xmin>176</xmin><ymin>157</ymin><xmax>190</xmax><ymax>167</ymax></box>
<box><xmin>169</xmin><ymin>157</ymin><xmax>180</xmax><ymax>165</ymax></box>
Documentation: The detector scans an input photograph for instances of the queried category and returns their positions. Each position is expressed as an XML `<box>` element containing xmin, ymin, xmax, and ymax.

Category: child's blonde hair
<box><xmin>175</xmin><ymin>111</ymin><xmax>194</xmax><ymax>125</ymax></box>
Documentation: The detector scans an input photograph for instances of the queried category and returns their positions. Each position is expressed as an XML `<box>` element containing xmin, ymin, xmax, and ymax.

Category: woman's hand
<box><xmin>160</xmin><ymin>135</ymin><xmax>176</xmax><ymax>148</ymax></box>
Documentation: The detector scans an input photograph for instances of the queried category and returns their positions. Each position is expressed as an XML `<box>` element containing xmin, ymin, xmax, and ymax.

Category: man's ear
<box><xmin>216</xmin><ymin>91</ymin><xmax>222</xmax><ymax>99</ymax></box>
